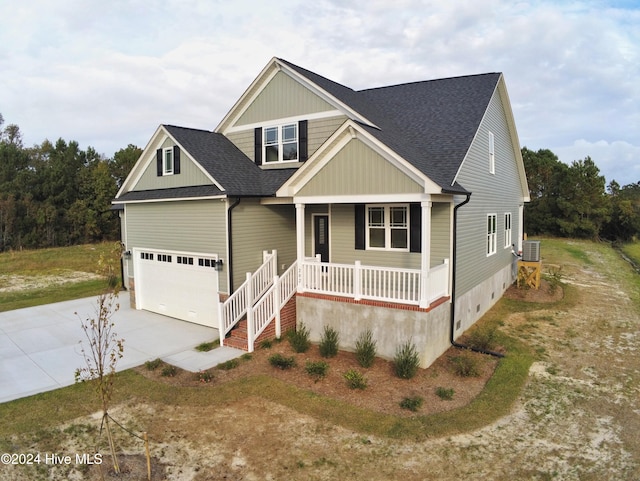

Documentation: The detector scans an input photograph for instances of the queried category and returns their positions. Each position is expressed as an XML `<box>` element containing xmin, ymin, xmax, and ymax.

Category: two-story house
<box><xmin>113</xmin><ymin>57</ymin><xmax>529</xmax><ymax>368</ymax></box>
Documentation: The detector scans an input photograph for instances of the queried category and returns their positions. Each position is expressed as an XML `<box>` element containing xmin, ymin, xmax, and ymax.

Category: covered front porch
<box><xmin>294</xmin><ymin>200</ymin><xmax>452</xmax><ymax>309</ymax></box>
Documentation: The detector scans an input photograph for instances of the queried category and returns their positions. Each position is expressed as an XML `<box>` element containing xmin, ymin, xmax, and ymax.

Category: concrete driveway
<box><xmin>0</xmin><ymin>295</ymin><xmax>243</xmax><ymax>403</ymax></box>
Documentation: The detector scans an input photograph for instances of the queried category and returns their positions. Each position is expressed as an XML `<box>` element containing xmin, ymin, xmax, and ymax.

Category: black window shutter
<box><xmin>355</xmin><ymin>204</ymin><xmax>365</xmax><ymax>250</ymax></box>
<box><xmin>156</xmin><ymin>148</ymin><xmax>163</xmax><ymax>176</ymax></box>
<box><xmin>173</xmin><ymin>145</ymin><xmax>181</xmax><ymax>174</ymax></box>
<box><xmin>299</xmin><ymin>120</ymin><xmax>308</xmax><ymax>162</ymax></box>
<box><xmin>409</xmin><ymin>203</ymin><xmax>422</xmax><ymax>253</ymax></box>
<box><xmin>254</xmin><ymin>127</ymin><xmax>262</xmax><ymax>165</ymax></box>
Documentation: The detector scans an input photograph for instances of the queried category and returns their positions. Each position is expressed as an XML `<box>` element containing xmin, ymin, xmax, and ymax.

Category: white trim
<box><xmin>487</xmin><ymin>213</ymin><xmax>497</xmax><ymax>257</ymax></box>
<box><xmin>225</xmin><ymin>110</ymin><xmax>342</xmax><ymax>134</ymax></box>
<box><xmin>113</xmin><ymin>195</ymin><xmax>227</xmax><ymax>205</ymax></box>
<box><xmin>163</xmin><ymin>147</ymin><xmax>174</xmax><ymax>175</ymax></box>
<box><xmin>504</xmin><ymin>212</ymin><xmax>512</xmax><ymax>249</ymax></box>
<box><xmin>277</xmin><ymin>120</ymin><xmax>441</xmax><ymax>198</ymax></box>
<box><xmin>116</xmin><ymin>125</ymin><xmax>225</xmax><ymax>199</ymax></box>
<box><xmin>293</xmin><ymin>193</ymin><xmax>428</xmax><ymax>204</ymax></box>
<box><xmin>365</xmin><ymin>204</ymin><xmax>410</xmax><ymax>252</ymax></box>
<box><xmin>263</xmin><ymin>122</ymin><xmax>299</xmax><ymax>164</ymax></box>
<box><xmin>488</xmin><ymin>131</ymin><xmax>495</xmax><ymax>175</ymax></box>
<box><xmin>216</xmin><ymin>58</ymin><xmax>377</xmax><ymax>134</ymax></box>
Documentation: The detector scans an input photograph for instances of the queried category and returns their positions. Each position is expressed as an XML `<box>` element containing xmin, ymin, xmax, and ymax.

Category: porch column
<box><xmin>296</xmin><ymin>203</ymin><xmax>305</xmax><ymax>292</ymax></box>
<box><xmin>419</xmin><ymin>200</ymin><xmax>432</xmax><ymax>308</ymax></box>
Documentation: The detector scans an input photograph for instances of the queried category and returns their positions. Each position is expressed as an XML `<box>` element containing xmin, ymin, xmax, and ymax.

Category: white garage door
<box><xmin>134</xmin><ymin>249</ymin><xmax>219</xmax><ymax>328</ymax></box>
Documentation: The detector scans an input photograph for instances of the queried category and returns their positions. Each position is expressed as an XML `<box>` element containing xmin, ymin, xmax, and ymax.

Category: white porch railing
<box><xmin>246</xmin><ymin>261</ymin><xmax>298</xmax><ymax>352</ymax></box>
<box><xmin>220</xmin><ymin>250</ymin><xmax>277</xmax><ymax>344</ymax></box>
<box><xmin>299</xmin><ymin>259</ymin><xmax>450</xmax><ymax>307</ymax></box>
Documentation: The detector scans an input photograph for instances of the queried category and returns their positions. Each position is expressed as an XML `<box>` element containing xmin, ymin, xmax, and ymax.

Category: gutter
<box><xmin>227</xmin><ymin>197</ymin><xmax>241</xmax><ymax>292</ymax></box>
<box><xmin>449</xmin><ymin>192</ymin><xmax>504</xmax><ymax>358</ymax></box>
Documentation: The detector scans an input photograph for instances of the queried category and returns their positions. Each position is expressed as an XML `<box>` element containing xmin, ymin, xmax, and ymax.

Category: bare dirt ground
<box><xmin>0</xmin><ymin>271</ymin><xmax>100</xmax><ymax>292</ymax></box>
<box><xmin>3</xmin><ymin>241</ymin><xmax>639</xmax><ymax>480</ymax></box>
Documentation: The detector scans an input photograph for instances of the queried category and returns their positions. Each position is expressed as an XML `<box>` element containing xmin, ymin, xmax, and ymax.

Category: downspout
<box><xmin>227</xmin><ymin>197</ymin><xmax>241</xmax><ymax>292</ymax></box>
<box><xmin>450</xmin><ymin>192</ymin><xmax>504</xmax><ymax>358</ymax></box>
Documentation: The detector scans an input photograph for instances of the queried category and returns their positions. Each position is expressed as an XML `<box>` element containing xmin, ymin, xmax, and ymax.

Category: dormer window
<box><xmin>264</xmin><ymin>123</ymin><xmax>298</xmax><ymax>163</ymax></box>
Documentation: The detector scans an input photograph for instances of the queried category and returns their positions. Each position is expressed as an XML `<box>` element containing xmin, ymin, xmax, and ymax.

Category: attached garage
<box><xmin>133</xmin><ymin>248</ymin><xmax>220</xmax><ymax>328</ymax></box>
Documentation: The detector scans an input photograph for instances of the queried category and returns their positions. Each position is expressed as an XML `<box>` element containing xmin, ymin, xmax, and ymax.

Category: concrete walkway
<box><xmin>0</xmin><ymin>296</ymin><xmax>244</xmax><ymax>403</ymax></box>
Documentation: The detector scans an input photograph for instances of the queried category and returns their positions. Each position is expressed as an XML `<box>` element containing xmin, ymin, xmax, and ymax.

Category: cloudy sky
<box><xmin>1</xmin><ymin>0</ymin><xmax>638</xmax><ymax>185</ymax></box>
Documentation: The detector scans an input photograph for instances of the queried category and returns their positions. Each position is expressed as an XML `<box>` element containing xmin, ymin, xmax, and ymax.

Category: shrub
<box><xmin>259</xmin><ymin>339</ymin><xmax>273</xmax><ymax>349</ymax></box>
<box><xmin>355</xmin><ymin>329</ymin><xmax>377</xmax><ymax>368</ymax></box>
<box><xmin>269</xmin><ymin>353</ymin><xmax>296</xmax><ymax>370</ymax></box>
<box><xmin>287</xmin><ymin>323</ymin><xmax>311</xmax><ymax>353</ymax></box>
<box><xmin>451</xmin><ymin>352</ymin><xmax>480</xmax><ymax>377</ymax></box>
<box><xmin>305</xmin><ymin>360</ymin><xmax>329</xmax><ymax>381</ymax></box>
<box><xmin>399</xmin><ymin>396</ymin><xmax>424</xmax><ymax>412</ymax></box>
<box><xmin>217</xmin><ymin>359</ymin><xmax>240</xmax><ymax>370</ymax></box>
<box><xmin>393</xmin><ymin>340</ymin><xmax>420</xmax><ymax>379</ymax></box>
<box><xmin>196</xmin><ymin>370</ymin><xmax>214</xmax><ymax>383</ymax></box>
<box><xmin>466</xmin><ymin>325</ymin><xmax>497</xmax><ymax>351</ymax></box>
<box><xmin>318</xmin><ymin>325</ymin><xmax>339</xmax><ymax>358</ymax></box>
<box><xmin>144</xmin><ymin>358</ymin><xmax>162</xmax><ymax>371</ymax></box>
<box><xmin>344</xmin><ymin>369</ymin><xmax>368</xmax><ymax>390</ymax></box>
<box><xmin>195</xmin><ymin>340</ymin><xmax>219</xmax><ymax>352</ymax></box>
<box><xmin>240</xmin><ymin>353</ymin><xmax>252</xmax><ymax>362</ymax></box>
<box><xmin>161</xmin><ymin>365</ymin><xmax>177</xmax><ymax>377</ymax></box>
<box><xmin>435</xmin><ymin>387</ymin><xmax>455</xmax><ymax>400</ymax></box>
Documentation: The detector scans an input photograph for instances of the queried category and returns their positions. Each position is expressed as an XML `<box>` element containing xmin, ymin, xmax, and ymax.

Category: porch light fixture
<box><xmin>123</xmin><ymin>250</ymin><xmax>132</xmax><ymax>259</ymax></box>
<box><xmin>214</xmin><ymin>259</ymin><xmax>224</xmax><ymax>271</ymax></box>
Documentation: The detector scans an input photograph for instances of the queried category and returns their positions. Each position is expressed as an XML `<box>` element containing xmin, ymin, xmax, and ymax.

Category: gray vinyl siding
<box><xmin>455</xmin><ymin>89</ymin><xmax>523</xmax><ymax>297</ymax></box>
<box><xmin>133</xmin><ymin>137</ymin><xmax>213</xmax><ymax>191</ymax></box>
<box><xmin>125</xmin><ymin>200</ymin><xmax>228</xmax><ymax>292</ymax></box>
<box><xmin>226</xmin><ymin>116</ymin><xmax>347</xmax><ymax>163</ymax></box>
<box><xmin>297</xmin><ymin>138</ymin><xmax>424</xmax><ymax>197</ymax></box>
<box><xmin>235</xmin><ymin>71</ymin><xmax>335</xmax><ymax>126</ymax></box>
<box><xmin>230</xmin><ymin>199</ymin><xmax>296</xmax><ymax>292</ymax></box>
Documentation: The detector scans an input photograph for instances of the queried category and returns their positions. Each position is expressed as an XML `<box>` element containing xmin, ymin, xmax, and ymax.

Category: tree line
<box><xmin>0</xmin><ymin>114</ymin><xmax>140</xmax><ymax>250</ymax></box>
<box><xmin>523</xmin><ymin>147</ymin><xmax>640</xmax><ymax>241</ymax></box>
<box><xmin>1</xmin><ymin>113</ymin><xmax>638</xmax><ymax>251</ymax></box>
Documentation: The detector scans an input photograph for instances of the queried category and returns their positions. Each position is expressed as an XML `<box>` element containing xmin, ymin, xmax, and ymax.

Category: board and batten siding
<box><xmin>133</xmin><ymin>137</ymin><xmax>213</xmax><ymax>191</ymax></box>
<box><xmin>297</xmin><ymin>138</ymin><xmax>424</xmax><ymax>197</ymax></box>
<box><xmin>230</xmin><ymin>199</ymin><xmax>297</xmax><ymax>292</ymax></box>
<box><xmin>454</xmin><ymin>88</ymin><xmax>523</xmax><ymax>297</ymax></box>
<box><xmin>125</xmin><ymin>200</ymin><xmax>228</xmax><ymax>292</ymax></box>
<box><xmin>226</xmin><ymin>116</ymin><xmax>347</xmax><ymax>163</ymax></box>
<box><xmin>235</xmin><ymin>71</ymin><xmax>335</xmax><ymax>126</ymax></box>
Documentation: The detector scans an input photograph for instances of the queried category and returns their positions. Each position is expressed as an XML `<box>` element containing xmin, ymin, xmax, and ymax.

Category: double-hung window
<box><xmin>367</xmin><ymin>205</ymin><xmax>408</xmax><ymax>250</ymax></box>
<box><xmin>487</xmin><ymin>214</ymin><xmax>497</xmax><ymax>256</ymax></box>
<box><xmin>504</xmin><ymin>213</ymin><xmax>512</xmax><ymax>248</ymax></box>
<box><xmin>264</xmin><ymin>123</ymin><xmax>298</xmax><ymax>163</ymax></box>
<box><xmin>163</xmin><ymin>147</ymin><xmax>174</xmax><ymax>175</ymax></box>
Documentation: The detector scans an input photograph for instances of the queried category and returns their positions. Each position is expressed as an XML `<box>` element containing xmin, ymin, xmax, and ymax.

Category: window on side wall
<box><xmin>264</xmin><ymin>123</ymin><xmax>298</xmax><ymax>163</ymax></box>
<box><xmin>488</xmin><ymin>131</ymin><xmax>495</xmax><ymax>175</ymax></box>
<box><xmin>487</xmin><ymin>213</ymin><xmax>497</xmax><ymax>256</ymax></box>
<box><xmin>366</xmin><ymin>205</ymin><xmax>408</xmax><ymax>250</ymax></box>
<box><xmin>504</xmin><ymin>212</ymin><xmax>512</xmax><ymax>248</ymax></box>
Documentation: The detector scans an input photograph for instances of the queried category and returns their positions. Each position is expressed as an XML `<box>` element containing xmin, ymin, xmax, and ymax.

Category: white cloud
<box><xmin>0</xmin><ymin>0</ymin><xmax>638</xmax><ymax>186</ymax></box>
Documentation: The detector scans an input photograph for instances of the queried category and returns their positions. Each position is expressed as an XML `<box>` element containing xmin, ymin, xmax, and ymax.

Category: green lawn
<box><xmin>0</xmin><ymin>242</ymin><xmax>118</xmax><ymax>312</ymax></box>
<box><xmin>621</xmin><ymin>241</ymin><xmax>640</xmax><ymax>266</ymax></box>
<box><xmin>3</xmin><ymin>238</ymin><xmax>629</xmax><ymax>442</ymax></box>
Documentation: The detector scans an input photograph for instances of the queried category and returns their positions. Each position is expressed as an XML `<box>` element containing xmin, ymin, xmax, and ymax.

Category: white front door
<box><xmin>134</xmin><ymin>249</ymin><xmax>219</xmax><ymax>328</ymax></box>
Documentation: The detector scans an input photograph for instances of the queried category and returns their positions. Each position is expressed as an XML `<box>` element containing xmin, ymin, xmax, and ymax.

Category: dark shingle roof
<box><xmin>165</xmin><ymin>125</ymin><xmax>296</xmax><ymax>197</ymax></box>
<box><xmin>280</xmin><ymin>58</ymin><xmax>500</xmax><ymax>190</ymax></box>
<box><xmin>119</xmin><ymin>60</ymin><xmax>501</xmax><ymax>201</ymax></box>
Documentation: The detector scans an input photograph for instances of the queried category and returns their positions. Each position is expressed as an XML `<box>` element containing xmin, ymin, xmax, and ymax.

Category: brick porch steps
<box><xmin>222</xmin><ymin>295</ymin><xmax>297</xmax><ymax>351</ymax></box>
<box><xmin>224</xmin><ymin>319</ymin><xmax>249</xmax><ymax>351</ymax></box>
